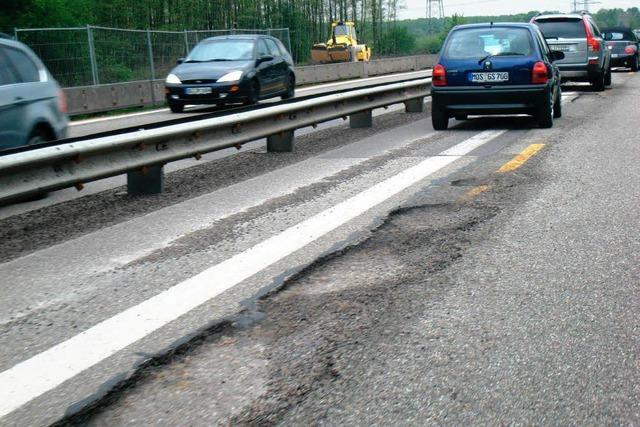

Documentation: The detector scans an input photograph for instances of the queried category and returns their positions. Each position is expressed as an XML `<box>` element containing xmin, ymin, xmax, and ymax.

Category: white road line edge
<box><xmin>0</xmin><ymin>128</ymin><xmax>505</xmax><ymax>418</ymax></box>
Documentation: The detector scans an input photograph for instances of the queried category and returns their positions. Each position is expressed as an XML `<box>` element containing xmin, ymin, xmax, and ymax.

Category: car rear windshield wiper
<box><xmin>478</xmin><ymin>52</ymin><xmax>525</xmax><ymax>64</ymax></box>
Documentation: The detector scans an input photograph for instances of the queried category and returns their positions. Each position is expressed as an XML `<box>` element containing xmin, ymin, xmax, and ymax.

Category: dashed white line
<box><xmin>0</xmin><ymin>128</ymin><xmax>505</xmax><ymax>418</ymax></box>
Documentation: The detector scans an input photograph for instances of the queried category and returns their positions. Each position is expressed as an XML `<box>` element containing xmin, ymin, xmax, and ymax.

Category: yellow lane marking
<box><xmin>497</xmin><ymin>144</ymin><xmax>545</xmax><ymax>173</ymax></box>
<box><xmin>460</xmin><ymin>184</ymin><xmax>491</xmax><ymax>202</ymax></box>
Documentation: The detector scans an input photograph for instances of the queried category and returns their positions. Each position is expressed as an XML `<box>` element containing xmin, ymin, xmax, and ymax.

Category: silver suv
<box><xmin>532</xmin><ymin>13</ymin><xmax>611</xmax><ymax>91</ymax></box>
<box><xmin>0</xmin><ymin>36</ymin><xmax>68</xmax><ymax>150</ymax></box>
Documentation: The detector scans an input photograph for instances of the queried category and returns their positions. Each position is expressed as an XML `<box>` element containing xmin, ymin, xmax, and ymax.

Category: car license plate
<box><xmin>185</xmin><ymin>87</ymin><xmax>212</xmax><ymax>95</ymax></box>
<box><xmin>470</xmin><ymin>72</ymin><xmax>509</xmax><ymax>83</ymax></box>
<box><xmin>611</xmin><ymin>53</ymin><xmax>620</xmax><ymax>58</ymax></box>
<box><xmin>554</xmin><ymin>44</ymin><xmax>574</xmax><ymax>52</ymax></box>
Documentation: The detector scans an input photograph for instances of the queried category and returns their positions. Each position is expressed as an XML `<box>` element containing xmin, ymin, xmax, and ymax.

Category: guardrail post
<box><xmin>127</xmin><ymin>165</ymin><xmax>164</xmax><ymax>195</ymax></box>
<box><xmin>349</xmin><ymin>110</ymin><xmax>372</xmax><ymax>128</ymax></box>
<box><xmin>87</xmin><ymin>25</ymin><xmax>99</xmax><ymax>86</ymax></box>
<box><xmin>267</xmin><ymin>131</ymin><xmax>294</xmax><ymax>152</ymax></box>
<box><xmin>404</xmin><ymin>97</ymin><xmax>424</xmax><ymax>113</ymax></box>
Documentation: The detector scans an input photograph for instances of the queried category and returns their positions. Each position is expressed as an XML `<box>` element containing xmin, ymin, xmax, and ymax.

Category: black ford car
<box><xmin>603</xmin><ymin>27</ymin><xmax>639</xmax><ymax>71</ymax></box>
<box><xmin>165</xmin><ymin>35</ymin><xmax>295</xmax><ymax>113</ymax></box>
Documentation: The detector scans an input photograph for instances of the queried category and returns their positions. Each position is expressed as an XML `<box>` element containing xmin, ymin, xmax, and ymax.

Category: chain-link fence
<box><xmin>14</xmin><ymin>26</ymin><xmax>292</xmax><ymax>88</ymax></box>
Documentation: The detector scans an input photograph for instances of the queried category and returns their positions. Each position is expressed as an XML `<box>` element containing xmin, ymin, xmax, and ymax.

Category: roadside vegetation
<box><xmin>1</xmin><ymin>1</ymin><xmax>638</xmax><ymax>59</ymax></box>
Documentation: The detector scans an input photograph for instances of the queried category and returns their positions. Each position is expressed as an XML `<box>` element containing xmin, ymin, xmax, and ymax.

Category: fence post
<box><xmin>146</xmin><ymin>29</ymin><xmax>156</xmax><ymax>105</ymax></box>
<box><xmin>13</xmin><ymin>28</ymin><xmax>18</xmax><ymax>41</ymax></box>
<box><xmin>183</xmin><ymin>30</ymin><xmax>189</xmax><ymax>55</ymax></box>
<box><xmin>87</xmin><ymin>25</ymin><xmax>99</xmax><ymax>86</ymax></box>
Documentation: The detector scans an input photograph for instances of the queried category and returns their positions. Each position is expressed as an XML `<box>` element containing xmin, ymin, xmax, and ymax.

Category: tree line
<box><xmin>0</xmin><ymin>0</ymin><xmax>414</xmax><ymax>62</ymax></box>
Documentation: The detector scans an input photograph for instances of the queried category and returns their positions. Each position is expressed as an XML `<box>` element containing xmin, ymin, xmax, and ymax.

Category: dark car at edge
<box><xmin>603</xmin><ymin>27</ymin><xmax>639</xmax><ymax>71</ymax></box>
<box><xmin>165</xmin><ymin>35</ymin><xmax>295</xmax><ymax>113</ymax></box>
<box><xmin>430</xmin><ymin>23</ymin><xmax>564</xmax><ymax>130</ymax></box>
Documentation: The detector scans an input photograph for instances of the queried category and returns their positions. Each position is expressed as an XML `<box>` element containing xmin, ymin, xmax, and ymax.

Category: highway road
<box><xmin>0</xmin><ymin>70</ymin><xmax>638</xmax><ymax>426</ymax></box>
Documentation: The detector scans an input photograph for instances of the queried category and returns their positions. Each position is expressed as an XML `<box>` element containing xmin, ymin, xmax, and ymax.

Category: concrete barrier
<box><xmin>64</xmin><ymin>54</ymin><xmax>438</xmax><ymax>116</ymax></box>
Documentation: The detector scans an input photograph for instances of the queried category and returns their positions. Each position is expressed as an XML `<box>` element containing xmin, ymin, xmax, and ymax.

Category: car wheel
<box><xmin>281</xmin><ymin>74</ymin><xmax>295</xmax><ymax>100</ymax></box>
<box><xmin>553</xmin><ymin>86</ymin><xmax>562</xmax><ymax>119</ymax></box>
<box><xmin>169</xmin><ymin>101</ymin><xmax>184</xmax><ymax>113</ymax></box>
<box><xmin>537</xmin><ymin>90</ymin><xmax>554</xmax><ymax>129</ymax></box>
<box><xmin>604</xmin><ymin>66</ymin><xmax>612</xmax><ymax>86</ymax></box>
<box><xmin>244</xmin><ymin>80</ymin><xmax>260</xmax><ymax>105</ymax></box>
<box><xmin>592</xmin><ymin>70</ymin><xmax>605</xmax><ymax>92</ymax></box>
<box><xmin>27</xmin><ymin>126</ymin><xmax>53</xmax><ymax>146</ymax></box>
<box><xmin>632</xmin><ymin>55</ymin><xmax>639</xmax><ymax>72</ymax></box>
<box><xmin>431</xmin><ymin>106</ymin><xmax>449</xmax><ymax>130</ymax></box>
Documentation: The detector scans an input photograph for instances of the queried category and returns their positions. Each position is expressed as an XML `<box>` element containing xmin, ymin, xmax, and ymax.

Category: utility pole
<box><xmin>427</xmin><ymin>0</ymin><xmax>445</xmax><ymax>33</ymax></box>
<box><xmin>575</xmin><ymin>0</ymin><xmax>600</xmax><ymax>12</ymax></box>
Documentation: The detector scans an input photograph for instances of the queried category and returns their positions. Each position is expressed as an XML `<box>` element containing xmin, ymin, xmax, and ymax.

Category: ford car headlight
<box><xmin>217</xmin><ymin>71</ymin><xmax>243</xmax><ymax>83</ymax></box>
<box><xmin>166</xmin><ymin>73</ymin><xmax>181</xmax><ymax>84</ymax></box>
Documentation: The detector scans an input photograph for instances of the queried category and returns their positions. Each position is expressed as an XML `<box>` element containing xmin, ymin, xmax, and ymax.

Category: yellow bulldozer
<box><xmin>311</xmin><ymin>21</ymin><xmax>372</xmax><ymax>64</ymax></box>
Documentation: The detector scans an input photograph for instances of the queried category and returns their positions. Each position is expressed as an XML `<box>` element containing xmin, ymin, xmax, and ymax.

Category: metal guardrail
<box><xmin>63</xmin><ymin>55</ymin><xmax>437</xmax><ymax>116</ymax></box>
<box><xmin>0</xmin><ymin>76</ymin><xmax>432</xmax><ymax>204</ymax></box>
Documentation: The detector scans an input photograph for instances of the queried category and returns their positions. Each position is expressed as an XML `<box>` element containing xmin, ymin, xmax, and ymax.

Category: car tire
<box><xmin>27</xmin><ymin>126</ymin><xmax>53</xmax><ymax>146</ymax></box>
<box><xmin>169</xmin><ymin>101</ymin><xmax>184</xmax><ymax>113</ymax></box>
<box><xmin>244</xmin><ymin>80</ymin><xmax>260</xmax><ymax>105</ymax></box>
<box><xmin>632</xmin><ymin>55</ymin><xmax>639</xmax><ymax>72</ymax></box>
<box><xmin>592</xmin><ymin>70</ymin><xmax>606</xmax><ymax>92</ymax></box>
<box><xmin>537</xmin><ymin>90</ymin><xmax>554</xmax><ymax>129</ymax></box>
<box><xmin>553</xmin><ymin>86</ymin><xmax>562</xmax><ymax>119</ymax></box>
<box><xmin>604</xmin><ymin>66</ymin><xmax>612</xmax><ymax>86</ymax></box>
<box><xmin>281</xmin><ymin>74</ymin><xmax>295</xmax><ymax>100</ymax></box>
<box><xmin>431</xmin><ymin>106</ymin><xmax>449</xmax><ymax>130</ymax></box>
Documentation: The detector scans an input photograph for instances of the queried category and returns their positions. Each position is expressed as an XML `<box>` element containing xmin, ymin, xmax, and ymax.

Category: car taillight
<box><xmin>432</xmin><ymin>64</ymin><xmax>447</xmax><ymax>87</ymax></box>
<box><xmin>582</xmin><ymin>18</ymin><xmax>600</xmax><ymax>52</ymax></box>
<box><xmin>57</xmin><ymin>89</ymin><xmax>68</xmax><ymax>114</ymax></box>
<box><xmin>532</xmin><ymin>61</ymin><xmax>548</xmax><ymax>84</ymax></box>
<box><xmin>625</xmin><ymin>45</ymin><xmax>636</xmax><ymax>55</ymax></box>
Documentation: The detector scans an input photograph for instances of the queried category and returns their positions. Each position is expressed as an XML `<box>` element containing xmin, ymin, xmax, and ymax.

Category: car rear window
<box><xmin>187</xmin><ymin>40</ymin><xmax>255</xmax><ymax>62</ymax></box>
<box><xmin>603</xmin><ymin>30</ymin><xmax>635</xmax><ymax>41</ymax></box>
<box><xmin>2</xmin><ymin>47</ymin><xmax>40</xmax><ymax>83</ymax></box>
<box><xmin>444</xmin><ymin>27</ymin><xmax>534</xmax><ymax>59</ymax></box>
<box><xmin>534</xmin><ymin>18</ymin><xmax>586</xmax><ymax>39</ymax></box>
<box><xmin>0</xmin><ymin>48</ymin><xmax>20</xmax><ymax>86</ymax></box>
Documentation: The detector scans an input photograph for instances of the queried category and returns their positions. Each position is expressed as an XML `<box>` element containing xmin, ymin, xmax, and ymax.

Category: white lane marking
<box><xmin>71</xmin><ymin>108</ymin><xmax>171</xmax><ymax>126</ymax></box>
<box><xmin>0</xmin><ymin>129</ymin><xmax>504</xmax><ymax>418</ymax></box>
<box><xmin>70</xmin><ymin>70</ymin><xmax>429</xmax><ymax>127</ymax></box>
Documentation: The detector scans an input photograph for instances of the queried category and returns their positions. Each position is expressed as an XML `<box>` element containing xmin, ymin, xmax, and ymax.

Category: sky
<box><xmin>399</xmin><ymin>0</ymin><xmax>640</xmax><ymax>19</ymax></box>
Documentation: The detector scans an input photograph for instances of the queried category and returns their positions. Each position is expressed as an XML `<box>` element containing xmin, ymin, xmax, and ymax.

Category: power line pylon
<box><xmin>427</xmin><ymin>0</ymin><xmax>445</xmax><ymax>33</ymax></box>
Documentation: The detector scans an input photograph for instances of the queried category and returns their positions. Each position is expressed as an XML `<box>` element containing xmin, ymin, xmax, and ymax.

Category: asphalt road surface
<box><xmin>0</xmin><ymin>70</ymin><xmax>638</xmax><ymax>426</ymax></box>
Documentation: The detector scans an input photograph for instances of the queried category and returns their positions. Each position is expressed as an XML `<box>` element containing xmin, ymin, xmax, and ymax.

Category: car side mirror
<box><xmin>550</xmin><ymin>50</ymin><xmax>565</xmax><ymax>62</ymax></box>
<box><xmin>176</xmin><ymin>58</ymin><xmax>185</xmax><ymax>65</ymax></box>
<box><xmin>257</xmin><ymin>55</ymin><xmax>274</xmax><ymax>65</ymax></box>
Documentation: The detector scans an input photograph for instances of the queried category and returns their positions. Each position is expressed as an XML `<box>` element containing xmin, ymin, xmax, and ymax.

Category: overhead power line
<box><xmin>427</xmin><ymin>0</ymin><xmax>445</xmax><ymax>32</ymax></box>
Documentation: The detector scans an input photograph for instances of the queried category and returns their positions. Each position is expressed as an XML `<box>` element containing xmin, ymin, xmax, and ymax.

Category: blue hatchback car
<box><xmin>431</xmin><ymin>23</ymin><xmax>565</xmax><ymax>130</ymax></box>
